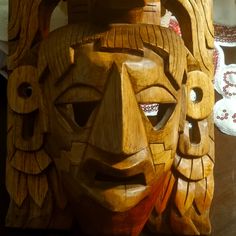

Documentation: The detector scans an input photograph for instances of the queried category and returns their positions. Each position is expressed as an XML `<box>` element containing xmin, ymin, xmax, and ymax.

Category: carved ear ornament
<box><xmin>186</xmin><ymin>71</ymin><xmax>214</xmax><ymax>120</ymax></box>
<box><xmin>7</xmin><ymin>65</ymin><xmax>47</xmax><ymax>151</ymax></box>
<box><xmin>6</xmin><ymin>64</ymin><xmax>67</xmax><ymax>221</ymax></box>
<box><xmin>177</xmin><ymin>69</ymin><xmax>214</xmax><ymax>158</ymax></box>
<box><xmin>8</xmin><ymin>65</ymin><xmax>39</xmax><ymax>114</ymax></box>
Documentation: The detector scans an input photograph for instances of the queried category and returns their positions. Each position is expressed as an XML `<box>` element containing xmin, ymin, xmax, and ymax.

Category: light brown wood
<box><xmin>178</xmin><ymin>119</ymin><xmax>210</xmax><ymax>157</ymax></box>
<box><xmin>38</xmin><ymin>25</ymin><xmax>187</xmax><ymax>236</ymax></box>
<box><xmin>155</xmin><ymin>0</ymin><xmax>215</xmax><ymax>235</ymax></box>
<box><xmin>162</xmin><ymin>0</ymin><xmax>214</xmax><ymax>77</ymax></box>
<box><xmin>7</xmin><ymin>0</ymin><xmax>215</xmax><ymax>235</ymax></box>
<box><xmin>186</xmin><ymin>71</ymin><xmax>214</xmax><ymax>120</ymax></box>
<box><xmin>8</xmin><ymin>0</ymin><xmax>60</xmax><ymax>70</ymax></box>
<box><xmin>89</xmin><ymin>61</ymin><xmax>148</xmax><ymax>155</ymax></box>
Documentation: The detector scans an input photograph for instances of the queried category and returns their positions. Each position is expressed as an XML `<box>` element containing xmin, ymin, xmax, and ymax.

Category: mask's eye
<box><xmin>137</xmin><ymin>87</ymin><xmax>177</xmax><ymax>130</ymax></box>
<box><xmin>140</xmin><ymin>103</ymin><xmax>175</xmax><ymax>130</ymax></box>
<box><xmin>55</xmin><ymin>86</ymin><xmax>101</xmax><ymax>129</ymax></box>
<box><xmin>56</xmin><ymin>101</ymin><xmax>99</xmax><ymax>129</ymax></box>
<box><xmin>72</xmin><ymin>101</ymin><xmax>99</xmax><ymax>127</ymax></box>
<box><xmin>140</xmin><ymin>103</ymin><xmax>159</xmax><ymax>126</ymax></box>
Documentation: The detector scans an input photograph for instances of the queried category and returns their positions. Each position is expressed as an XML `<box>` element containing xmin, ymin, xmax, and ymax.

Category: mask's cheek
<box><xmin>143</xmin><ymin>92</ymin><xmax>182</xmax><ymax>147</ymax></box>
<box><xmin>58</xmin><ymin>142</ymin><xmax>87</xmax><ymax>176</ymax></box>
<box><xmin>139</xmin><ymin>90</ymin><xmax>183</xmax><ymax>175</ymax></box>
<box><xmin>149</xmin><ymin>143</ymin><xmax>173</xmax><ymax>177</ymax></box>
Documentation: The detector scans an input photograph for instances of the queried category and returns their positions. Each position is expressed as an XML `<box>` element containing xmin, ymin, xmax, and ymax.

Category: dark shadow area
<box><xmin>0</xmin><ymin>75</ymin><xmax>9</xmax><ymax>228</ymax></box>
<box><xmin>211</xmin><ymin>93</ymin><xmax>236</xmax><ymax>236</ymax></box>
<box><xmin>221</xmin><ymin>46</ymin><xmax>236</xmax><ymax>65</ymax></box>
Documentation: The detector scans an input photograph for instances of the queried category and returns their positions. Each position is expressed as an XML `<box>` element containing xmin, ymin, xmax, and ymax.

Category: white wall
<box><xmin>50</xmin><ymin>1</ymin><xmax>68</xmax><ymax>32</ymax></box>
<box><xmin>0</xmin><ymin>0</ymin><xmax>7</xmax><ymax>41</ymax></box>
<box><xmin>214</xmin><ymin>0</ymin><xmax>236</xmax><ymax>26</ymax></box>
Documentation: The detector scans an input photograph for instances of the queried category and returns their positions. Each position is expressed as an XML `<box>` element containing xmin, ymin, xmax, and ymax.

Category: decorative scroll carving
<box><xmin>8</xmin><ymin>0</ymin><xmax>60</xmax><ymax>70</ymax></box>
<box><xmin>161</xmin><ymin>0</ymin><xmax>214</xmax><ymax>77</ymax></box>
<box><xmin>7</xmin><ymin>0</ymin><xmax>214</xmax><ymax>235</ymax></box>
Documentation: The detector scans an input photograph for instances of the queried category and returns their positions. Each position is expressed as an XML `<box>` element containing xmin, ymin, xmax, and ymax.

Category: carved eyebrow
<box><xmin>52</xmin><ymin>53</ymin><xmax>112</xmax><ymax>99</ymax></box>
<box><xmin>136</xmin><ymin>87</ymin><xmax>177</xmax><ymax>103</ymax></box>
<box><xmin>123</xmin><ymin>59</ymin><xmax>178</xmax><ymax>98</ymax></box>
<box><xmin>55</xmin><ymin>85</ymin><xmax>102</xmax><ymax>104</ymax></box>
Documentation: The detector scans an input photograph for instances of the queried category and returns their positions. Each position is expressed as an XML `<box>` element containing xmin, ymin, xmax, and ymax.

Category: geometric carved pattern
<box><xmin>7</xmin><ymin>0</ymin><xmax>214</xmax><ymax>235</ymax></box>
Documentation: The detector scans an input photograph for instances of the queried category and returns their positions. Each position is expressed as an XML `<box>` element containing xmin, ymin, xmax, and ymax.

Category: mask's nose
<box><xmin>89</xmin><ymin>63</ymin><xmax>148</xmax><ymax>155</ymax></box>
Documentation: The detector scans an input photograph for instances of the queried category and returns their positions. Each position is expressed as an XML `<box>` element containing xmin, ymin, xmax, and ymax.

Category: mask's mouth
<box><xmin>81</xmin><ymin>151</ymin><xmax>153</xmax><ymax>186</ymax></box>
<box><xmin>77</xmin><ymin>149</ymin><xmax>155</xmax><ymax>212</ymax></box>
<box><xmin>94</xmin><ymin>171</ymin><xmax>146</xmax><ymax>186</ymax></box>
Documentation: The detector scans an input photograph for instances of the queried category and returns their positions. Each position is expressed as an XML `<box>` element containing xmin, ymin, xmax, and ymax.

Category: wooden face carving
<box><xmin>39</xmin><ymin>25</ymin><xmax>186</xmax><ymax>235</ymax></box>
<box><xmin>51</xmin><ymin>46</ymin><xmax>182</xmax><ymax>204</ymax></box>
<box><xmin>7</xmin><ymin>0</ymin><xmax>215</xmax><ymax>234</ymax></box>
<box><xmin>7</xmin><ymin>24</ymin><xmax>186</xmax><ymax>234</ymax></box>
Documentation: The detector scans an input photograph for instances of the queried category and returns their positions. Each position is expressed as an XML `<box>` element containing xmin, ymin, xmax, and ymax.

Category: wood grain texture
<box><xmin>7</xmin><ymin>0</ymin><xmax>214</xmax><ymax>235</ymax></box>
<box><xmin>8</xmin><ymin>0</ymin><xmax>60</xmax><ymax>70</ymax></box>
<box><xmin>162</xmin><ymin>0</ymin><xmax>214</xmax><ymax>77</ymax></box>
<box><xmin>178</xmin><ymin>119</ymin><xmax>210</xmax><ymax>157</ymax></box>
<box><xmin>89</xmin><ymin>62</ymin><xmax>148</xmax><ymax>155</ymax></box>
<box><xmin>186</xmin><ymin>71</ymin><xmax>214</xmax><ymax>120</ymax></box>
<box><xmin>23</xmin><ymin>23</ymin><xmax>186</xmax><ymax>235</ymax></box>
<box><xmin>148</xmin><ymin>0</ymin><xmax>215</xmax><ymax>235</ymax></box>
<box><xmin>7</xmin><ymin>0</ymin><xmax>73</xmax><ymax>229</ymax></box>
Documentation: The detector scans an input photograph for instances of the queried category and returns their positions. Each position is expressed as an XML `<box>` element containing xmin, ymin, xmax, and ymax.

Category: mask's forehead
<box><xmin>50</xmin><ymin>43</ymin><xmax>181</xmax><ymax>103</ymax></box>
<box><xmin>37</xmin><ymin>24</ymin><xmax>186</xmax><ymax>89</ymax></box>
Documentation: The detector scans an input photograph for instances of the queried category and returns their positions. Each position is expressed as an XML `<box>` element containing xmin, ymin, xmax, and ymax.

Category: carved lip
<box><xmin>79</xmin><ymin>155</ymin><xmax>154</xmax><ymax>212</ymax></box>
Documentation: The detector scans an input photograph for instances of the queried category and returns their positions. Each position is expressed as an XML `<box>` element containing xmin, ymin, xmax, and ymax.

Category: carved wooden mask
<box><xmin>7</xmin><ymin>0</ymin><xmax>215</xmax><ymax>235</ymax></box>
<box><xmin>7</xmin><ymin>23</ymin><xmax>187</xmax><ymax>234</ymax></box>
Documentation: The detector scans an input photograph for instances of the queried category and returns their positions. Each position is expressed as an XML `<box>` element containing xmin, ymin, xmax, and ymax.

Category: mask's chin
<box><xmin>73</xmin><ymin>170</ymin><xmax>150</xmax><ymax>212</ymax></box>
<box><xmin>61</xmin><ymin>170</ymin><xmax>167</xmax><ymax>236</ymax></box>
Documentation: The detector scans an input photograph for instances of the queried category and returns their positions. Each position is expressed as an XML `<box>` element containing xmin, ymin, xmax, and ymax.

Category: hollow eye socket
<box><xmin>140</xmin><ymin>103</ymin><xmax>159</xmax><ymax>126</ymax></box>
<box><xmin>56</xmin><ymin>101</ymin><xmax>99</xmax><ymax>130</ymax></box>
<box><xmin>56</xmin><ymin>86</ymin><xmax>101</xmax><ymax>129</ymax></box>
<box><xmin>140</xmin><ymin>103</ymin><xmax>175</xmax><ymax>130</ymax></box>
<box><xmin>72</xmin><ymin>101</ymin><xmax>99</xmax><ymax>127</ymax></box>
